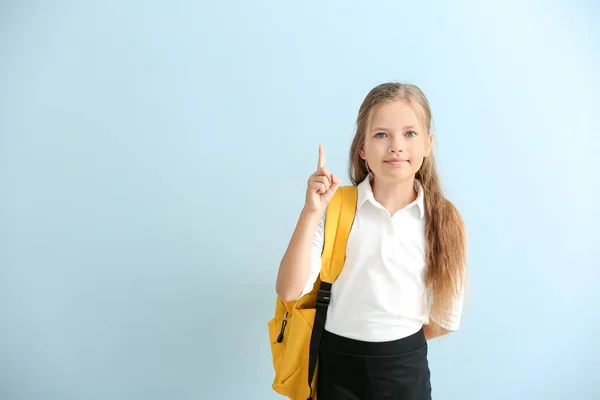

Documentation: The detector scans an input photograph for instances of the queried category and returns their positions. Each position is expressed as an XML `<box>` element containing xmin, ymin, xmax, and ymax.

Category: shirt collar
<box><xmin>356</xmin><ymin>173</ymin><xmax>425</xmax><ymax>219</ymax></box>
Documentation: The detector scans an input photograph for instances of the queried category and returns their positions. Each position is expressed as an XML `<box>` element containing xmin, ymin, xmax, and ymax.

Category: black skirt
<box><xmin>317</xmin><ymin>327</ymin><xmax>431</xmax><ymax>400</ymax></box>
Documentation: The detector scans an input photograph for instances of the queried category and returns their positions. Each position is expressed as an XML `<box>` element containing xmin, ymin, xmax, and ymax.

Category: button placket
<box><xmin>390</xmin><ymin>212</ymin><xmax>408</xmax><ymax>258</ymax></box>
<box><xmin>386</xmin><ymin>211</ymin><xmax>394</xmax><ymax>236</ymax></box>
<box><xmin>387</xmin><ymin>212</ymin><xmax>397</xmax><ymax>258</ymax></box>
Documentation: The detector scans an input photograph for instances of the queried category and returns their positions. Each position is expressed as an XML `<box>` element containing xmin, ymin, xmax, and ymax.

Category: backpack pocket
<box><xmin>269</xmin><ymin>307</ymin><xmax>317</xmax><ymax>399</ymax></box>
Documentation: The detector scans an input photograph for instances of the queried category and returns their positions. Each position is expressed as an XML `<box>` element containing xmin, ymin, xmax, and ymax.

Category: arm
<box><xmin>276</xmin><ymin>144</ymin><xmax>339</xmax><ymax>302</ymax></box>
<box><xmin>426</xmin><ymin>262</ymin><xmax>467</xmax><ymax>340</ymax></box>
<box><xmin>424</xmin><ymin>321</ymin><xmax>452</xmax><ymax>340</ymax></box>
<box><xmin>426</xmin><ymin>267</ymin><xmax>467</xmax><ymax>339</ymax></box>
<box><xmin>276</xmin><ymin>208</ymin><xmax>322</xmax><ymax>302</ymax></box>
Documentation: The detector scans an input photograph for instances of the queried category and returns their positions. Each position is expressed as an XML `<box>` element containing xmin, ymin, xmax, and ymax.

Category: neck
<box><xmin>371</xmin><ymin>175</ymin><xmax>417</xmax><ymax>215</ymax></box>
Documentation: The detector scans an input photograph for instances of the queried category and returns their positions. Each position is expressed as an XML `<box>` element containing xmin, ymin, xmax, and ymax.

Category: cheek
<box><xmin>420</xmin><ymin>136</ymin><xmax>432</xmax><ymax>155</ymax></box>
<box><xmin>410</xmin><ymin>141</ymin><xmax>427</xmax><ymax>158</ymax></box>
<box><xmin>362</xmin><ymin>140</ymin><xmax>373</xmax><ymax>158</ymax></box>
<box><xmin>365</xmin><ymin>139</ymin><xmax>386</xmax><ymax>156</ymax></box>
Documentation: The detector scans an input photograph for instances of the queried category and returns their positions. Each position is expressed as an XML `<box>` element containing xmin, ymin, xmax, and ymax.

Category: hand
<box><xmin>305</xmin><ymin>145</ymin><xmax>340</xmax><ymax>215</ymax></box>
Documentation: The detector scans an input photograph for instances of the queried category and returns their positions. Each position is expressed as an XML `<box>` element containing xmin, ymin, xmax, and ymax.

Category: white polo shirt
<box><xmin>300</xmin><ymin>175</ymin><xmax>464</xmax><ymax>342</ymax></box>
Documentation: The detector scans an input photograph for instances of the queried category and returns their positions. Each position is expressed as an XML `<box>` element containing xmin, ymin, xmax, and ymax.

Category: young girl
<box><xmin>275</xmin><ymin>82</ymin><xmax>467</xmax><ymax>399</ymax></box>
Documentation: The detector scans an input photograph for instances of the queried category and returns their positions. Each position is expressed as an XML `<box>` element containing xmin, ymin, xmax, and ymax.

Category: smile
<box><xmin>384</xmin><ymin>159</ymin><xmax>409</xmax><ymax>166</ymax></box>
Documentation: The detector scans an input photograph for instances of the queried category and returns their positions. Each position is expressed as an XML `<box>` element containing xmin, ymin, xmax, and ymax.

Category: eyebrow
<box><xmin>371</xmin><ymin>125</ymin><xmax>417</xmax><ymax>131</ymax></box>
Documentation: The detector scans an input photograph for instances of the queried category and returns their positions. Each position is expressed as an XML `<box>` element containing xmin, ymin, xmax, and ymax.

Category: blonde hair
<box><xmin>349</xmin><ymin>82</ymin><xmax>467</xmax><ymax>335</ymax></box>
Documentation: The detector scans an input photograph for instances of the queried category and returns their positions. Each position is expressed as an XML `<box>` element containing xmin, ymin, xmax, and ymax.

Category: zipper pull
<box><xmin>277</xmin><ymin>312</ymin><xmax>288</xmax><ymax>343</ymax></box>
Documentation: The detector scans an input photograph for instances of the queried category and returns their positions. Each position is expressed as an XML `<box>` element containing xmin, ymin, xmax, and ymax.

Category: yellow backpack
<box><xmin>267</xmin><ymin>185</ymin><xmax>357</xmax><ymax>400</ymax></box>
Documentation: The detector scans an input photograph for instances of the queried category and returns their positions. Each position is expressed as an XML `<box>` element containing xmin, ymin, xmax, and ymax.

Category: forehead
<box><xmin>369</xmin><ymin>100</ymin><xmax>423</xmax><ymax>129</ymax></box>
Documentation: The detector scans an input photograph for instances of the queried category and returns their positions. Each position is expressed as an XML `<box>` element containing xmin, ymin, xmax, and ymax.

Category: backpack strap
<box><xmin>320</xmin><ymin>186</ymin><xmax>358</xmax><ymax>283</ymax></box>
<box><xmin>306</xmin><ymin>185</ymin><xmax>357</xmax><ymax>399</ymax></box>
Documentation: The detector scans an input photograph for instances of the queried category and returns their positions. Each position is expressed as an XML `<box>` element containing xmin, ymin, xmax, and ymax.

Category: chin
<box><xmin>378</xmin><ymin>170</ymin><xmax>416</xmax><ymax>182</ymax></box>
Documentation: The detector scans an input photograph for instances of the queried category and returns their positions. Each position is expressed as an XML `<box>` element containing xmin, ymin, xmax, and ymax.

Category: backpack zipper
<box><xmin>276</xmin><ymin>311</ymin><xmax>288</xmax><ymax>343</ymax></box>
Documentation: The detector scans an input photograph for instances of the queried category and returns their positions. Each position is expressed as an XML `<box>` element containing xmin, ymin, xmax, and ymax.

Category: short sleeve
<box><xmin>298</xmin><ymin>210</ymin><xmax>326</xmax><ymax>298</ymax></box>
<box><xmin>429</xmin><ymin>268</ymin><xmax>466</xmax><ymax>331</ymax></box>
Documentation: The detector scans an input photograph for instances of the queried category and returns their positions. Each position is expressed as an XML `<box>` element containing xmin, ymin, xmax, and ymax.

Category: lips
<box><xmin>385</xmin><ymin>159</ymin><xmax>409</xmax><ymax>166</ymax></box>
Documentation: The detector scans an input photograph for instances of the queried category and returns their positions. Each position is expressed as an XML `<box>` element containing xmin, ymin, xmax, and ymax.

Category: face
<box><xmin>359</xmin><ymin>100</ymin><xmax>432</xmax><ymax>183</ymax></box>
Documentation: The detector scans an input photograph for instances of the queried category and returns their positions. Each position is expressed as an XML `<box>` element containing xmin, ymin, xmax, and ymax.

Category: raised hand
<box><xmin>305</xmin><ymin>144</ymin><xmax>340</xmax><ymax>215</ymax></box>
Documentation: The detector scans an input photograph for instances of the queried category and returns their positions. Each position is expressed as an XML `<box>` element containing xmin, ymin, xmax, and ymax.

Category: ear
<box><xmin>424</xmin><ymin>133</ymin><xmax>433</xmax><ymax>157</ymax></box>
<box><xmin>359</xmin><ymin>148</ymin><xmax>366</xmax><ymax>160</ymax></box>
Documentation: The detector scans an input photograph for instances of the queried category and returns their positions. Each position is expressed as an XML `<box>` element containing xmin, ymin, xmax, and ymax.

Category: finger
<box><xmin>310</xmin><ymin>174</ymin><xmax>331</xmax><ymax>188</ymax></box>
<box><xmin>316</xmin><ymin>166</ymin><xmax>332</xmax><ymax>190</ymax></box>
<box><xmin>317</xmin><ymin>144</ymin><xmax>326</xmax><ymax>169</ymax></box>
<box><xmin>329</xmin><ymin>174</ymin><xmax>340</xmax><ymax>194</ymax></box>
<box><xmin>316</xmin><ymin>166</ymin><xmax>332</xmax><ymax>179</ymax></box>
<box><xmin>308</xmin><ymin>181</ymin><xmax>326</xmax><ymax>194</ymax></box>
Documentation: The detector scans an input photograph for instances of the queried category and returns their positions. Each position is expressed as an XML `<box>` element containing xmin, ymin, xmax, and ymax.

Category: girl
<box><xmin>276</xmin><ymin>82</ymin><xmax>467</xmax><ymax>399</ymax></box>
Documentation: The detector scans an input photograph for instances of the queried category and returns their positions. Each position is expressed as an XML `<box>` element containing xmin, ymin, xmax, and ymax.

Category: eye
<box><xmin>374</xmin><ymin>132</ymin><xmax>387</xmax><ymax>138</ymax></box>
<box><xmin>406</xmin><ymin>131</ymin><xmax>417</xmax><ymax>138</ymax></box>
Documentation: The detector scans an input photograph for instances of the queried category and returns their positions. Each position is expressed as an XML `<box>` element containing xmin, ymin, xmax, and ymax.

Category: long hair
<box><xmin>349</xmin><ymin>82</ymin><xmax>467</xmax><ymax>334</ymax></box>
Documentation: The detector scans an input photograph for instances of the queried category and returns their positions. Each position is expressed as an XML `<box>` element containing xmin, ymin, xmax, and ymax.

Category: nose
<box><xmin>388</xmin><ymin>135</ymin><xmax>405</xmax><ymax>153</ymax></box>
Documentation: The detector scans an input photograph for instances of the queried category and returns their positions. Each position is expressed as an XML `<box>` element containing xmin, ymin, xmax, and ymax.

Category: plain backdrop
<box><xmin>1</xmin><ymin>1</ymin><xmax>599</xmax><ymax>399</ymax></box>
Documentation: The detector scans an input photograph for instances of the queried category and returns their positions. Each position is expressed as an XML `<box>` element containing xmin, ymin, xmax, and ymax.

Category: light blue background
<box><xmin>1</xmin><ymin>1</ymin><xmax>599</xmax><ymax>399</ymax></box>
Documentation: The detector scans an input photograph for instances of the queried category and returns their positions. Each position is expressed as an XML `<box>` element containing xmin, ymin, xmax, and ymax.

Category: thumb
<box><xmin>329</xmin><ymin>174</ymin><xmax>340</xmax><ymax>193</ymax></box>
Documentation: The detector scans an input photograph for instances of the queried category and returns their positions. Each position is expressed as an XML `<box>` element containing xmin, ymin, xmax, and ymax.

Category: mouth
<box><xmin>384</xmin><ymin>159</ymin><xmax>409</xmax><ymax>166</ymax></box>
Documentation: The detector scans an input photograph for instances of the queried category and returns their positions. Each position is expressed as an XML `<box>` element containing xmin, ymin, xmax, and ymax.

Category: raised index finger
<box><xmin>318</xmin><ymin>144</ymin><xmax>326</xmax><ymax>169</ymax></box>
